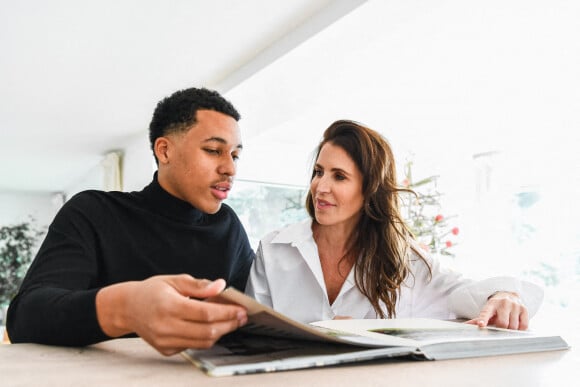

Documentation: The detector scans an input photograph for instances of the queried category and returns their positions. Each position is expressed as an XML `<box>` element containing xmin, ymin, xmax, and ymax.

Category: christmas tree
<box><xmin>399</xmin><ymin>160</ymin><xmax>459</xmax><ymax>257</ymax></box>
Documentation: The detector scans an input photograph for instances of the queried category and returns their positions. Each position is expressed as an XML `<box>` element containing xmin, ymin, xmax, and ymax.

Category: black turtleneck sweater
<box><xmin>6</xmin><ymin>175</ymin><xmax>254</xmax><ymax>346</ymax></box>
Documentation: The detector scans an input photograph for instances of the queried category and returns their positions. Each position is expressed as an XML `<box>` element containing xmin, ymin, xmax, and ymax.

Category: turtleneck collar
<box><xmin>140</xmin><ymin>172</ymin><xmax>206</xmax><ymax>224</ymax></box>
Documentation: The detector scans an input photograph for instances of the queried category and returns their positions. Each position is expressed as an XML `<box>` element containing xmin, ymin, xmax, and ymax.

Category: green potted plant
<box><xmin>0</xmin><ymin>220</ymin><xmax>44</xmax><ymax>325</ymax></box>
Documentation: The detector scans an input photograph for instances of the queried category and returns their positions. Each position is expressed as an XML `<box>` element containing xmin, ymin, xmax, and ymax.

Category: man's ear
<box><xmin>154</xmin><ymin>137</ymin><xmax>170</xmax><ymax>164</ymax></box>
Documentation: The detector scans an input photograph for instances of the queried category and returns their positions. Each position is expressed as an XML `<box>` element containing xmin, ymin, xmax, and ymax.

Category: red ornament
<box><xmin>435</xmin><ymin>214</ymin><xmax>444</xmax><ymax>222</ymax></box>
<box><xmin>451</xmin><ymin>227</ymin><xmax>459</xmax><ymax>235</ymax></box>
<box><xmin>445</xmin><ymin>240</ymin><xmax>453</xmax><ymax>248</ymax></box>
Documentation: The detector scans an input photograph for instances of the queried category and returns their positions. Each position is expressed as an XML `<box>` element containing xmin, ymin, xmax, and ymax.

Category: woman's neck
<box><xmin>312</xmin><ymin>220</ymin><xmax>356</xmax><ymax>251</ymax></box>
<box><xmin>312</xmin><ymin>221</ymin><xmax>358</xmax><ymax>305</ymax></box>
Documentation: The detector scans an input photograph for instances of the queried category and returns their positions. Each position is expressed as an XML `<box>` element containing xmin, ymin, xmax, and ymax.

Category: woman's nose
<box><xmin>315</xmin><ymin>176</ymin><xmax>331</xmax><ymax>193</ymax></box>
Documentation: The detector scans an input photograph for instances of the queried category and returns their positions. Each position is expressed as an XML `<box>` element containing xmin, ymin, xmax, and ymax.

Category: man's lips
<box><xmin>211</xmin><ymin>182</ymin><xmax>231</xmax><ymax>200</ymax></box>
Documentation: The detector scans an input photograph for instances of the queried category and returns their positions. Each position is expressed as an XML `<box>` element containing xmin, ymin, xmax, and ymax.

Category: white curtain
<box><xmin>101</xmin><ymin>151</ymin><xmax>123</xmax><ymax>191</ymax></box>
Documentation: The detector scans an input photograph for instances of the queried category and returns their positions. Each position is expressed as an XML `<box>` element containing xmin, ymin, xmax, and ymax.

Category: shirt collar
<box><xmin>271</xmin><ymin>218</ymin><xmax>313</xmax><ymax>246</ymax></box>
<box><xmin>272</xmin><ymin>217</ymin><xmax>358</xmax><ymax>298</ymax></box>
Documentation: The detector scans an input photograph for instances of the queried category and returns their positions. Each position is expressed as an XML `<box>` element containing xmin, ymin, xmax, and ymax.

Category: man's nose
<box><xmin>218</xmin><ymin>155</ymin><xmax>236</xmax><ymax>177</ymax></box>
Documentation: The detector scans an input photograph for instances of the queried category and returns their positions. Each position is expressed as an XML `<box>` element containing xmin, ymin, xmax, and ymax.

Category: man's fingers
<box><xmin>168</xmin><ymin>274</ymin><xmax>227</xmax><ymax>299</ymax></box>
<box><xmin>166</xmin><ymin>275</ymin><xmax>247</xmax><ymax>325</ymax></box>
<box><xmin>142</xmin><ymin>317</ymin><xmax>244</xmax><ymax>356</ymax></box>
<box><xmin>178</xmin><ymin>297</ymin><xmax>247</xmax><ymax>326</ymax></box>
<box><xmin>120</xmin><ymin>275</ymin><xmax>251</xmax><ymax>356</ymax></box>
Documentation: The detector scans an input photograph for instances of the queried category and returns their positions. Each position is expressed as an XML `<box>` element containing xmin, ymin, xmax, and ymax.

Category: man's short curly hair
<box><xmin>148</xmin><ymin>87</ymin><xmax>240</xmax><ymax>161</ymax></box>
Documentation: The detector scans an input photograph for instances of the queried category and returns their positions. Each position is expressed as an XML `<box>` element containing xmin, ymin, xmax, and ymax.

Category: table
<box><xmin>0</xmin><ymin>334</ymin><xmax>577</xmax><ymax>387</ymax></box>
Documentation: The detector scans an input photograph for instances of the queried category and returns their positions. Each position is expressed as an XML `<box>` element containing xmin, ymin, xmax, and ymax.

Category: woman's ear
<box><xmin>154</xmin><ymin>137</ymin><xmax>170</xmax><ymax>164</ymax></box>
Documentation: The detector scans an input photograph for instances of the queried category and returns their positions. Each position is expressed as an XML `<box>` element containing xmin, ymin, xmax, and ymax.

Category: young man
<box><xmin>7</xmin><ymin>88</ymin><xmax>254</xmax><ymax>356</ymax></box>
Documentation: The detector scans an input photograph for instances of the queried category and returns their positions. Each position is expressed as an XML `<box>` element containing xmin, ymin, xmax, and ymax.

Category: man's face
<box><xmin>155</xmin><ymin>109</ymin><xmax>242</xmax><ymax>214</ymax></box>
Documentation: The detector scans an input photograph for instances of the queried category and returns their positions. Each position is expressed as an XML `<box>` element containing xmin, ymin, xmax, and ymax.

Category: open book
<box><xmin>182</xmin><ymin>288</ymin><xmax>569</xmax><ymax>377</ymax></box>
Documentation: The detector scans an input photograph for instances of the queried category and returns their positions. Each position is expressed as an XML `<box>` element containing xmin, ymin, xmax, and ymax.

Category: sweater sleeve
<box><xmin>6</xmin><ymin>193</ymin><xmax>110</xmax><ymax>346</ymax></box>
<box><xmin>7</xmin><ymin>287</ymin><xmax>108</xmax><ymax>345</ymax></box>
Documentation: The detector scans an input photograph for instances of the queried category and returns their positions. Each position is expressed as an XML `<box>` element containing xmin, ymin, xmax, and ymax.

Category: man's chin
<box><xmin>203</xmin><ymin>202</ymin><xmax>222</xmax><ymax>214</ymax></box>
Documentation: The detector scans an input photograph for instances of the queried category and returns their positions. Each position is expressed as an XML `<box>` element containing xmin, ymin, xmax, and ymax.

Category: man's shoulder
<box><xmin>218</xmin><ymin>202</ymin><xmax>236</xmax><ymax>214</ymax></box>
<box><xmin>67</xmin><ymin>189</ymin><xmax>131</xmax><ymax>205</ymax></box>
<box><xmin>62</xmin><ymin>190</ymin><xmax>137</xmax><ymax>215</ymax></box>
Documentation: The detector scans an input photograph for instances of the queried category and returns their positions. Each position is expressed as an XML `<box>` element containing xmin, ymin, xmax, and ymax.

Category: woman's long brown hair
<box><xmin>306</xmin><ymin>120</ymin><xmax>431</xmax><ymax>318</ymax></box>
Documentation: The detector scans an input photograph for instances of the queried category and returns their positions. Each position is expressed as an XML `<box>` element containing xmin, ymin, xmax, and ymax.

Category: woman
<box><xmin>245</xmin><ymin>120</ymin><xmax>542</xmax><ymax>330</ymax></box>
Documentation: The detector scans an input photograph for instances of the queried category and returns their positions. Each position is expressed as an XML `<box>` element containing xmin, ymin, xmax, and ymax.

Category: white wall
<box><xmin>121</xmin><ymin>132</ymin><xmax>157</xmax><ymax>193</ymax></box>
<box><xmin>1</xmin><ymin>131</ymin><xmax>156</xmax><ymax>233</ymax></box>
<box><xmin>0</xmin><ymin>191</ymin><xmax>62</xmax><ymax>229</ymax></box>
<box><xmin>61</xmin><ymin>133</ymin><xmax>155</xmax><ymax>198</ymax></box>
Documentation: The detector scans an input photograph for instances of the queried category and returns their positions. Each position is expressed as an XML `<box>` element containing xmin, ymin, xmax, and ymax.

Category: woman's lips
<box><xmin>316</xmin><ymin>199</ymin><xmax>334</xmax><ymax>209</ymax></box>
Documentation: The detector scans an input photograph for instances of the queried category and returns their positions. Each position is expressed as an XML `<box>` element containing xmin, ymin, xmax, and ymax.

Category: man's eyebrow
<box><xmin>203</xmin><ymin>136</ymin><xmax>243</xmax><ymax>150</ymax></box>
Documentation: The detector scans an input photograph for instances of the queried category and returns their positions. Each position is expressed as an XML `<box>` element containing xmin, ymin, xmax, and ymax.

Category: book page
<box><xmin>211</xmin><ymin>288</ymin><xmax>405</xmax><ymax>347</ymax></box>
<box><xmin>212</xmin><ymin>288</ymin><xmax>567</xmax><ymax>351</ymax></box>
<box><xmin>312</xmin><ymin>318</ymin><xmax>536</xmax><ymax>347</ymax></box>
<box><xmin>188</xmin><ymin>289</ymin><xmax>570</xmax><ymax>372</ymax></box>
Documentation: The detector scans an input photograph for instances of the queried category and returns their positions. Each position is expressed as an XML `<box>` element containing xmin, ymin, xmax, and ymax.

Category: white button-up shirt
<box><xmin>246</xmin><ymin>219</ymin><xmax>543</xmax><ymax>323</ymax></box>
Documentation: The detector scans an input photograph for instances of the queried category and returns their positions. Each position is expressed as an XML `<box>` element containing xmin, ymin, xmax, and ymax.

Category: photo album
<box><xmin>181</xmin><ymin>288</ymin><xmax>570</xmax><ymax>377</ymax></box>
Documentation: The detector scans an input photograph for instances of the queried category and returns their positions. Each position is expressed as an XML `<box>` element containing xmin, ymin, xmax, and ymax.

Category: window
<box><xmin>226</xmin><ymin>181</ymin><xmax>308</xmax><ymax>249</ymax></box>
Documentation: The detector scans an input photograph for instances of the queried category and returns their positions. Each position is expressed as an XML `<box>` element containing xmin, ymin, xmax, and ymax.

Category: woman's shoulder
<box><xmin>407</xmin><ymin>239</ymin><xmax>433</xmax><ymax>262</ymax></box>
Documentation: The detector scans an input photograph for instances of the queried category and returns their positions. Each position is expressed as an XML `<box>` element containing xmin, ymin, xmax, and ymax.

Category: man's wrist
<box><xmin>96</xmin><ymin>282</ymin><xmax>135</xmax><ymax>337</ymax></box>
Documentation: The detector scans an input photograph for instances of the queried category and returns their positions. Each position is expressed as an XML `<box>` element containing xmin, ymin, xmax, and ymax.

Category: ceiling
<box><xmin>229</xmin><ymin>0</ymin><xmax>580</xmax><ymax>190</ymax></box>
<box><xmin>0</xmin><ymin>0</ymin><xmax>358</xmax><ymax>192</ymax></box>
<box><xmin>2</xmin><ymin>0</ymin><xmax>579</xmax><ymax>194</ymax></box>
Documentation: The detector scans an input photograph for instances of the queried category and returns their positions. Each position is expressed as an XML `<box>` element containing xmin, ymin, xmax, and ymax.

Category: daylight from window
<box><xmin>227</xmin><ymin>0</ymin><xmax>580</xmax><ymax>332</ymax></box>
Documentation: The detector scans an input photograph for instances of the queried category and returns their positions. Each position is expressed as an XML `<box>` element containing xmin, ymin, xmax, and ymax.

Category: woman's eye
<box><xmin>313</xmin><ymin>169</ymin><xmax>323</xmax><ymax>176</ymax></box>
<box><xmin>204</xmin><ymin>148</ymin><xmax>220</xmax><ymax>155</ymax></box>
<box><xmin>335</xmin><ymin>174</ymin><xmax>346</xmax><ymax>181</ymax></box>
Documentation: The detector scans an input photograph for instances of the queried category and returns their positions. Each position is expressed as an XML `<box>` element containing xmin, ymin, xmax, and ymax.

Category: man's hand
<box><xmin>96</xmin><ymin>275</ymin><xmax>247</xmax><ymax>356</ymax></box>
<box><xmin>466</xmin><ymin>291</ymin><xmax>529</xmax><ymax>330</ymax></box>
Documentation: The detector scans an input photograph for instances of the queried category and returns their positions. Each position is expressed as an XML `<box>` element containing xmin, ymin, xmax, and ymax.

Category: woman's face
<box><xmin>310</xmin><ymin>142</ymin><xmax>364</xmax><ymax>229</ymax></box>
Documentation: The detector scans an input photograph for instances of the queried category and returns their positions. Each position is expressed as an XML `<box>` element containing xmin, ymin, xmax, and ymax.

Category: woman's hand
<box><xmin>466</xmin><ymin>291</ymin><xmax>529</xmax><ymax>330</ymax></box>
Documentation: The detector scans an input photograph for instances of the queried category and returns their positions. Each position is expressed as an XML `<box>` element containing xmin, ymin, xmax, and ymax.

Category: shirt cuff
<box><xmin>447</xmin><ymin>276</ymin><xmax>544</xmax><ymax>319</ymax></box>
